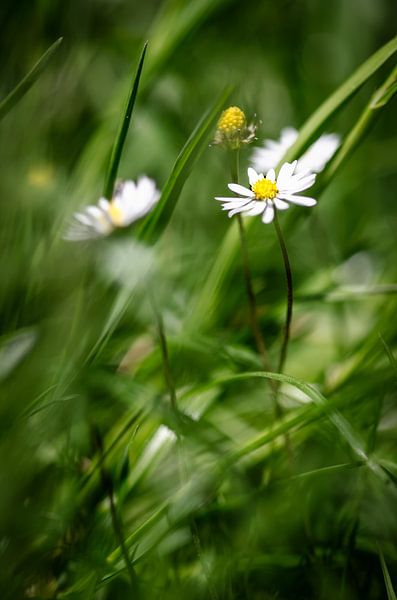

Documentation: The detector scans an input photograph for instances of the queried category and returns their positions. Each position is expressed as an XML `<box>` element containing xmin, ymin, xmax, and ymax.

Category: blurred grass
<box><xmin>1</xmin><ymin>0</ymin><xmax>397</xmax><ymax>599</ymax></box>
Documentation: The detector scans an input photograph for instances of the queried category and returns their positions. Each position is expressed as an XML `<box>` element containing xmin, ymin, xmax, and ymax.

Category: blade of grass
<box><xmin>378</xmin><ymin>545</ymin><xmax>397</xmax><ymax>600</ymax></box>
<box><xmin>318</xmin><ymin>63</ymin><xmax>397</xmax><ymax>191</ymax></box>
<box><xmin>0</xmin><ymin>37</ymin><xmax>63</xmax><ymax>121</ymax></box>
<box><xmin>106</xmin><ymin>370</ymin><xmax>378</xmax><ymax>567</ymax></box>
<box><xmin>137</xmin><ymin>85</ymin><xmax>233</xmax><ymax>243</ymax></box>
<box><xmin>103</xmin><ymin>42</ymin><xmax>148</xmax><ymax>200</ymax></box>
<box><xmin>142</xmin><ymin>0</ymin><xmax>234</xmax><ymax>90</ymax></box>
<box><xmin>179</xmin><ymin>371</ymin><xmax>389</xmax><ymax>483</ymax></box>
<box><xmin>188</xmin><ymin>36</ymin><xmax>397</xmax><ymax>331</ymax></box>
<box><xmin>379</xmin><ymin>333</ymin><xmax>397</xmax><ymax>379</ymax></box>
<box><xmin>282</xmin><ymin>36</ymin><xmax>397</xmax><ymax>162</ymax></box>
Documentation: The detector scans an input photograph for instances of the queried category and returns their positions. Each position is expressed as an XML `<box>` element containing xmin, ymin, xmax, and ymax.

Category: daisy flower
<box><xmin>64</xmin><ymin>176</ymin><xmax>160</xmax><ymax>241</ymax></box>
<box><xmin>215</xmin><ymin>163</ymin><xmax>316</xmax><ymax>224</ymax></box>
<box><xmin>251</xmin><ymin>127</ymin><xmax>340</xmax><ymax>175</ymax></box>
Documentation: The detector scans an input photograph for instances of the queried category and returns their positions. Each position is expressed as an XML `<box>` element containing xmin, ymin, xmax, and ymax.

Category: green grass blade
<box><xmin>379</xmin><ymin>333</ymin><xmax>397</xmax><ymax>378</ymax></box>
<box><xmin>138</xmin><ymin>85</ymin><xmax>233</xmax><ymax>243</ymax></box>
<box><xmin>282</xmin><ymin>35</ymin><xmax>397</xmax><ymax>163</ymax></box>
<box><xmin>378</xmin><ymin>546</ymin><xmax>397</xmax><ymax>600</ymax></box>
<box><xmin>142</xmin><ymin>0</ymin><xmax>233</xmax><ymax>90</ymax></box>
<box><xmin>200</xmin><ymin>372</ymin><xmax>369</xmax><ymax>462</ymax></box>
<box><xmin>187</xmin><ymin>36</ymin><xmax>397</xmax><ymax>332</ymax></box>
<box><xmin>0</xmin><ymin>37</ymin><xmax>63</xmax><ymax>122</ymax></box>
<box><xmin>181</xmin><ymin>371</ymin><xmax>389</xmax><ymax>482</ymax></box>
<box><xmin>103</xmin><ymin>42</ymin><xmax>148</xmax><ymax>200</ymax></box>
<box><xmin>319</xmin><ymin>63</ymin><xmax>397</xmax><ymax>190</ymax></box>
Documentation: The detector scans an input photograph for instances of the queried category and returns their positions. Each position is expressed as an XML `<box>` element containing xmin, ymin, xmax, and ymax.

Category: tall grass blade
<box><xmin>103</xmin><ymin>42</ymin><xmax>148</xmax><ymax>200</ymax></box>
<box><xmin>0</xmin><ymin>37</ymin><xmax>63</xmax><ymax>121</ymax></box>
<box><xmin>378</xmin><ymin>546</ymin><xmax>397</xmax><ymax>600</ymax></box>
<box><xmin>319</xmin><ymin>63</ymin><xmax>397</xmax><ymax>190</ymax></box>
<box><xmin>138</xmin><ymin>85</ymin><xmax>233</xmax><ymax>243</ymax></box>
<box><xmin>282</xmin><ymin>36</ymin><xmax>397</xmax><ymax>162</ymax></box>
<box><xmin>142</xmin><ymin>0</ymin><xmax>233</xmax><ymax>89</ymax></box>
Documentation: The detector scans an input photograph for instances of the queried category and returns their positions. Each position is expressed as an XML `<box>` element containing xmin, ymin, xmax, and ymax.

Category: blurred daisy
<box><xmin>251</xmin><ymin>127</ymin><xmax>340</xmax><ymax>175</ymax></box>
<box><xmin>64</xmin><ymin>176</ymin><xmax>160</xmax><ymax>241</ymax></box>
<box><xmin>215</xmin><ymin>163</ymin><xmax>316</xmax><ymax>224</ymax></box>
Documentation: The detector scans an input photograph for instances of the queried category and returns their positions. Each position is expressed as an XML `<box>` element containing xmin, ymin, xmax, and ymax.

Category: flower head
<box><xmin>64</xmin><ymin>176</ymin><xmax>160</xmax><ymax>241</ymax></box>
<box><xmin>215</xmin><ymin>163</ymin><xmax>316</xmax><ymax>224</ymax></box>
<box><xmin>213</xmin><ymin>106</ymin><xmax>256</xmax><ymax>150</ymax></box>
<box><xmin>251</xmin><ymin>127</ymin><xmax>340</xmax><ymax>175</ymax></box>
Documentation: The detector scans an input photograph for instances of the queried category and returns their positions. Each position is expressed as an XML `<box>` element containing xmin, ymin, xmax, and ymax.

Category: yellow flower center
<box><xmin>217</xmin><ymin>106</ymin><xmax>246</xmax><ymax>133</ymax></box>
<box><xmin>108</xmin><ymin>202</ymin><xmax>124</xmax><ymax>226</ymax></box>
<box><xmin>251</xmin><ymin>178</ymin><xmax>278</xmax><ymax>200</ymax></box>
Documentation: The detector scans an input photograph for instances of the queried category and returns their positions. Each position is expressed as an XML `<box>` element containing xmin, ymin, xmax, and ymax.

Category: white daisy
<box><xmin>251</xmin><ymin>127</ymin><xmax>340</xmax><ymax>175</ymax></box>
<box><xmin>64</xmin><ymin>176</ymin><xmax>161</xmax><ymax>241</ymax></box>
<box><xmin>215</xmin><ymin>163</ymin><xmax>316</xmax><ymax>224</ymax></box>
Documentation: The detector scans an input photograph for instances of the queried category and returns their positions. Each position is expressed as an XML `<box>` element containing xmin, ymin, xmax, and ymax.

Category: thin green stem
<box><xmin>155</xmin><ymin>309</ymin><xmax>178</xmax><ymax>414</ymax></box>
<box><xmin>273</xmin><ymin>212</ymin><xmax>293</xmax><ymax>376</ymax></box>
<box><xmin>92</xmin><ymin>427</ymin><xmax>139</xmax><ymax>594</ymax></box>
<box><xmin>151</xmin><ymin>297</ymin><xmax>218</xmax><ymax>599</ymax></box>
<box><xmin>0</xmin><ymin>38</ymin><xmax>63</xmax><ymax>121</ymax></box>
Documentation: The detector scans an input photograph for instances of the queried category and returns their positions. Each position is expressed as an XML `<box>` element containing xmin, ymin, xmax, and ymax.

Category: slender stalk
<box><xmin>152</xmin><ymin>299</ymin><xmax>218</xmax><ymax>599</ymax></box>
<box><xmin>273</xmin><ymin>212</ymin><xmax>295</xmax><ymax>461</ymax></box>
<box><xmin>0</xmin><ymin>38</ymin><xmax>63</xmax><ymax>122</ymax></box>
<box><xmin>230</xmin><ymin>151</ymin><xmax>271</xmax><ymax>371</ymax></box>
<box><xmin>155</xmin><ymin>310</ymin><xmax>178</xmax><ymax>414</ymax></box>
<box><xmin>92</xmin><ymin>427</ymin><xmax>139</xmax><ymax>594</ymax></box>
<box><xmin>273</xmin><ymin>211</ymin><xmax>293</xmax><ymax>376</ymax></box>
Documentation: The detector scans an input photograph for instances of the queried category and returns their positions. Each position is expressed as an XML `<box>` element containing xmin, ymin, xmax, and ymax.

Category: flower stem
<box><xmin>92</xmin><ymin>427</ymin><xmax>140</xmax><ymax>594</ymax></box>
<box><xmin>273</xmin><ymin>211</ymin><xmax>293</xmax><ymax>376</ymax></box>
<box><xmin>272</xmin><ymin>211</ymin><xmax>295</xmax><ymax>463</ymax></box>
<box><xmin>230</xmin><ymin>151</ymin><xmax>271</xmax><ymax>371</ymax></box>
<box><xmin>155</xmin><ymin>309</ymin><xmax>178</xmax><ymax>414</ymax></box>
<box><xmin>152</xmin><ymin>301</ymin><xmax>218</xmax><ymax>599</ymax></box>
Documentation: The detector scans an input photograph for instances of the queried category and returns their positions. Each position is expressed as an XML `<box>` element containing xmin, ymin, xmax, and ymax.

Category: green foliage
<box><xmin>1</xmin><ymin>1</ymin><xmax>397</xmax><ymax>599</ymax></box>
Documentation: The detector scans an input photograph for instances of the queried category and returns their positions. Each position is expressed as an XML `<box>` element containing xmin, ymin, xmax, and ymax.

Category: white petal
<box><xmin>262</xmin><ymin>204</ymin><xmax>275</xmax><ymax>224</ymax></box>
<box><xmin>250</xmin><ymin>127</ymin><xmax>298</xmax><ymax>172</ymax></box>
<box><xmin>266</xmin><ymin>168</ymin><xmax>276</xmax><ymax>181</ymax></box>
<box><xmin>113</xmin><ymin>176</ymin><xmax>161</xmax><ymax>226</ymax></box>
<box><xmin>215</xmin><ymin>196</ymin><xmax>251</xmax><ymax>203</ymax></box>
<box><xmin>220</xmin><ymin>199</ymin><xmax>253</xmax><ymax>209</ymax></box>
<box><xmin>228</xmin><ymin>201</ymin><xmax>258</xmax><ymax>217</ymax></box>
<box><xmin>242</xmin><ymin>202</ymin><xmax>266</xmax><ymax>216</ymax></box>
<box><xmin>279</xmin><ymin>193</ymin><xmax>317</xmax><ymax>206</ymax></box>
<box><xmin>274</xmin><ymin>198</ymin><xmax>289</xmax><ymax>210</ymax></box>
<box><xmin>282</xmin><ymin>174</ymin><xmax>316</xmax><ymax>194</ymax></box>
<box><xmin>98</xmin><ymin>197</ymin><xmax>110</xmax><ymax>211</ymax></box>
<box><xmin>247</xmin><ymin>167</ymin><xmax>259</xmax><ymax>185</ymax></box>
<box><xmin>297</xmin><ymin>133</ymin><xmax>340</xmax><ymax>174</ymax></box>
<box><xmin>227</xmin><ymin>206</ymin><xmax>247</xmax><ymax>217</ymax></box>
<box><xmin>276</xmin><ymin>161</ymin><xmax>298</xmax><ymax>188</ymax></box>
<box><xmin>228</xmin><ymin>183</ymin><xmax>254</xmax><ymax>197</ymax></box>
<box><xmin>74</xmin><ymin>212</ymin><xmax>94</xmax><ymax>226</ymax></box>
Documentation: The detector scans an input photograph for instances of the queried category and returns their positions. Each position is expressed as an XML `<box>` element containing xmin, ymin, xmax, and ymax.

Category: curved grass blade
<box><xmin>137</xmin><ymin>85</ymin><xmax>233</xmax><ymax>243</ymax></box>
<box><xmin>103</xmin><ymin>42</ymin><xmax>148</xmax><ymax>200</ymax></box>
<box><xmin>0</xmin><ymin>37</ymin><xmax>63</xmax><ymax>122</ymax></box>
<box><xmin>106</xmin><ymin>369</ymin><xmax>382</xmax><ymax>566</ymax></box>
<box><xmin>319</xmin><ymin>62</ymin><xmax>397</xmax><ymax>191</ymax></box>
<box><xmin>188</xmin><ymin>35</ymin><xmax>397</xmax><ymax>331</ymax></box>
<box><xmin>378</xmin><ymin>545</ymin><xmax>397</xmax><ymax>600</ymax></box>
<box><xmin>282</xmin><ymin>35</ymin><xmax>397</xmax><ymax>163</ymax></box>
<box><xmin>178</xmin><ymin>371</ymin><xmax>389</xmax><ymax>483</ymax></box>
<box><xmin>143</xmin><ymin>0</ymin><xmax>234</xmax><ymax>90</ymax></box>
